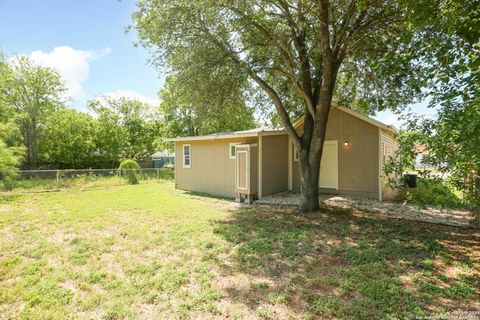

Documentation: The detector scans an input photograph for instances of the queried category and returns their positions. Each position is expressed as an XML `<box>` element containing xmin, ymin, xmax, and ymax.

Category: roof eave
<box><xmin>164</xmin><ymin>129</ymin><xmax>285</xmax><ymax>142</ymax></box>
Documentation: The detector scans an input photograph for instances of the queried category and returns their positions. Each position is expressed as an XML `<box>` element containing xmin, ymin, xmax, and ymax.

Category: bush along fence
<box><xmin>0</xmin><ymin>168</ymin><xmax>174</xmax><ymax>191</ymax></box>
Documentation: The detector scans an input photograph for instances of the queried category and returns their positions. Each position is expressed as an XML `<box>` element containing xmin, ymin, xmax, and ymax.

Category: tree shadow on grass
<box><xmin>213</xmin><ymin>204</ymin><xmax>480</xmax><ymax>319</ymax></box>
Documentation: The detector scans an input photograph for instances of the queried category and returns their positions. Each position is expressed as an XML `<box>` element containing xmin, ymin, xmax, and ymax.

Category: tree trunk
<box><xmin>297</xmin><ymin>78</ymin><xmax>334</xmax><ymax>212</ymax></box>
<box><xmin>31</xmin><ymin>130</ymin><xmax>38</xmax><ymax>169</ymax></box>
<box><xmin>24</xmin><ymin>129</ymin><xmax>34</xmax><ymax>169</ymax></box>
<box><xmin>299</xmin><ymin>152</ymin><xmax>322</xmax><ymax>212</ymax></box>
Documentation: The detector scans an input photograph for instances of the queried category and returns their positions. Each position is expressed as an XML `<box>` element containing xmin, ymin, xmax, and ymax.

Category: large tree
<box><xmin>40</xmin><ymin>108</ymin><xmax>99</xmax><ymax>169</ymax></box>
<box><xmin>133</xmin><ymin>0</ymin><xmax>424</xmax><ymax>211</ymax></box>
<box><xmin>89</xmin><ymin>96</ymin><xmax>158</xmax><ymax>164</ymax></box>
<box><xmin>0</xmin><ymin>53</ymin><xmax>22</xmax><ymax>149</ymax></box>
<box><xmin>0</xmin><ymin>56</ymin><xmax>66</xmax><ymax>168</ymax></box>
<box><xmin>159</xmin><ymin>75</ymin><xmax>257</xmax><ymax>139</ymax></box>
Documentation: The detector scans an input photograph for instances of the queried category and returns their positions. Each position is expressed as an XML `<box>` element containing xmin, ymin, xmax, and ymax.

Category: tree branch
<box><xmin>316</xmin><ymin>0</ymin><xmax>335</xmax><ymax>113</ymax></box>
<box><xmin>195</xmin><ymin>14</ymin><xmax>301</xmax><ymax>146</ymax></box>
<box><xmin>231</xmin><ymin>5</ymin><xmax>317</xmax><ymax>119</ymax></box>
<box><xmin>275</xmin><ymin>0</ymin><xmax>316</xmax><ymax>118</ymax></box>
<box><xmin>333</xmin><ymin>0</ymin><xmax>357</xmax><ymax>55</ymax></box>
<box><xmin>251</xmin><ymin>73</ymin><xmax>301</xmax><ymax>146</ymax></box>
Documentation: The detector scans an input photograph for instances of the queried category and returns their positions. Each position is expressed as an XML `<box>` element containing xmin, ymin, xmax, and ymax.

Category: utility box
<box><xmin>404</xmin><ymin>173</ymin><xmax>418</xmax><ymax>188</ymax></box>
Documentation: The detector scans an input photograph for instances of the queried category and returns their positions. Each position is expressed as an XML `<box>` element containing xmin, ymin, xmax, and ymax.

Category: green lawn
<box><xmin>0</xmin><ymin>181</ymin><xmax>479</xmax><ymax>319</ymax></box>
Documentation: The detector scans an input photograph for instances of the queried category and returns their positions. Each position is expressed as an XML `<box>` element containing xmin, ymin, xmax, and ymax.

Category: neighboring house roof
<box><xmin>152</xmin><ymin>151</ymin><xmax>175</xmax><ymax>159</ymax></box>
<box><xmin>165</xmin><ymin>104</ymin><xmax>396</xmax><ymax>142</ymax></box>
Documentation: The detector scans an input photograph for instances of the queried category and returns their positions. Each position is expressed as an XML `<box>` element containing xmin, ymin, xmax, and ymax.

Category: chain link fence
<box><xmin>0</xmin><ymin>168</ymin><xmax>174</xmax><ymax>191</ymax></box>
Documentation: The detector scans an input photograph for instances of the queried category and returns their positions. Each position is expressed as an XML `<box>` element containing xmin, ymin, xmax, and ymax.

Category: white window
<box><xmin>229</xmin><ymin>143</ymin><xmax>240</xmax><ymax>159</ymax></box>
<box><xmin>183</xmin><ymin>144</ymin><xmax>191</xmax><ymax>168</ymax></box>
<box><xmin>294</xmin><ymin>145</ymin><xmax>299</xmax><ymax>161</ymax></box>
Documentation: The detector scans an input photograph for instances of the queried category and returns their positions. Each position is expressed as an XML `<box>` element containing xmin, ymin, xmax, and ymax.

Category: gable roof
<box><xmin>165</xmin><ymin>104</ymin><xmax>396</xmax><ymax>142</ymax></box>
<box><xmin>334</xmin><ymin>104</ymin><xmax>397</xmax><ymax>133</ymax></box>
<box><xmin>292</xmin><ymin>104</ymin><xmax>397</xmax><ymax>133</ymax></box>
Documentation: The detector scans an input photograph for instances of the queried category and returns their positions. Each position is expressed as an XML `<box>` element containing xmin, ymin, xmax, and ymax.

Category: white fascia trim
<box><xmin>165</xmin><ymin>131</ymin><xmax>284</xmax><ymax>142</ymax></box>
<box><xmin>235</xmin><ymin>143</ymin><xmax>258</xmax><ymax>148</ymax></box>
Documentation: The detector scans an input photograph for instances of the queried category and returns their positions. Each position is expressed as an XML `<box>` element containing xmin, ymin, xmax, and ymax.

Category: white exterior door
<box><xmin>236</xmin><ymin>150</ymin><xmax>248</xmax><ymax>191</ymax></box>
<box><xmin>319</xmin><ymin>140</ymin><xmax>338</xmax><ymax>189</ymax></box>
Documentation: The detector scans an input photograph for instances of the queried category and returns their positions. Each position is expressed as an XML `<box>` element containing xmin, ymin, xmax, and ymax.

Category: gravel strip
<box><xmin>255</xmin><ymin>192</ymin><xmax>474</xmax><ymax>228</ymax></box>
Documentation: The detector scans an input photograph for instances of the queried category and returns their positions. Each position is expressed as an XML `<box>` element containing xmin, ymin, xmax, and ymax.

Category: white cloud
<box><xmin>100</xmin><ymin>90</ymin><xmax>160</xmax><ymax>106</ymax></box>
<box><xmin>20</xmin><ymin>46</ymin><xmax>111</xmax><ymax>100</ymax></box>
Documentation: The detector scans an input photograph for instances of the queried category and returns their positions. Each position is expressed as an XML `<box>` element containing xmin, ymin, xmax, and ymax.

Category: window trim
<box><xmin>229</xmin><ymin>142</ymin><xmax>240</xmax><ymax>159</ymax></box>
<box><xmin>183</xmin><ymin>144</ymin><xmax>191</xmax><ymax>168</ymax></box>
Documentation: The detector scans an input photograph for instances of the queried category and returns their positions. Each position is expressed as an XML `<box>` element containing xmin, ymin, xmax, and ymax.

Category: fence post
<box><xmin>56</xmin><ymin>170</ymin><xmax>59</xmax><ymax>186</ymax></box>
<box><xmin>156</xmin><ymin>168</ymin><xmax>159</xmax><ymax>180</ymax></box>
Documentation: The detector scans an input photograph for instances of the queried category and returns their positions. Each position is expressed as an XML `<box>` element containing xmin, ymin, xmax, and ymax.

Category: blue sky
<box><xmin>0</xmin><ymin>0</ymin><xmax>434</xmax><ymax>127</ymax></box>
<box><xmin>0</xmin><ymin>0</ymin><xmax>162</xmax><ymax>111</ymax></box>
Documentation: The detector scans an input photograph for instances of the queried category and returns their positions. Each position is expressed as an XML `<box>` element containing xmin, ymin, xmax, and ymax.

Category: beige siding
<box><xmin>175</xmin><ymin>137</ymin><xmax>257</xmax><ymax>198</ymax></box>
<box><xmin>250</xmin><ymin>146</ymin><xmax>259</xmax><ymax>195</ymax></box>
<box><xmin>380</xmin><ymin>130</ymin><xmax>398</xmax><ymax>199</ymax></box>
<box><xmin>292</xmin><ymin>108</ymin><xmax>380</xmax><ymax>199</ymax></box>
<box><xmin>174</xmin><ymin>108</ymin><xmax>393</xmax><ymax>200</ymax></box>
<box><xmin>261</xmin><ymin>135</ymin><xmax>289</xmax><ymax>196</ymax></box>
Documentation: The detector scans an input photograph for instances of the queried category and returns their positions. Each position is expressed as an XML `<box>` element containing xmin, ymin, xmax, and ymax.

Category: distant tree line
<box><xmin>0</xmin><ymin>52</ymin><xmax>257</xmax><ymax>170</ymax></box>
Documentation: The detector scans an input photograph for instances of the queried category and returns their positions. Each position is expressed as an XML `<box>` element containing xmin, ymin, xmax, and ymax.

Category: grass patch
<box><xmin>1</xmin><ymin>168</ymin><xmax>174</xmax><ymax>192</ymax></box>
<box><xmin>214</xmin><ymin>205</ymin><xmax>480</xmax><ymax>319</ymax></box>
<box><xmin>0</xmin><ymin>181</ymin><xmax>478</xmax><ymax>319</ymax></box>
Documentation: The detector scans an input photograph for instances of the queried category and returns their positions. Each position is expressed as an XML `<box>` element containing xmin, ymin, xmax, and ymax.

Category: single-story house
<box><xmin>166</xmin><ymin>105</ymin><xmax>398</xmax><ymax>202</ymax></box>
<box><xmin>151</xmin><ymin>151</ymin><xmax>175</xmax><ymax>168</ymax></box>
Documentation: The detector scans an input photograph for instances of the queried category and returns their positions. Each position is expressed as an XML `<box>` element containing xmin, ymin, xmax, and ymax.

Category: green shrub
<box><xmin>399</xmin><ymin>178</ymin><xmax>461</xmax><ymax>209</ymax></box>
<box><xmin>118</xmin><ymin>159</ymin><xmax>140</xmax><ymax>185</ymax></box>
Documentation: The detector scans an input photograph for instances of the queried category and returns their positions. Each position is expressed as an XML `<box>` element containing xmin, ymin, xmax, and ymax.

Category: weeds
<box><xmin>0</xmin><ymin>182</ymin><xmax>478</xmax><ymax>319</ymax></box>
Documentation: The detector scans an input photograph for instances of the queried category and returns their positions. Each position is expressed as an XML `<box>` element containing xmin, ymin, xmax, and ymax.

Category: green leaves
<box><xmin>39</xmin><ymin>109</ymin><xmax>98</xmax><ymax>169</ymax></box>
<box><xmin>88</xmin><ymin>96</ymin><xmax>159</xmax><ymax>164</ymax></box>
<box><xmin>396</xmin><ymin>0</ymin><xmax>480</xmax><ymax>208</ymax></box>
<box><xmin>0</xmin><ymin>140</ymin><xmax>23</xmax><ymax>190</ymax></box>
<box><xmin>132</xmin><ymin>0</ymin><xmax>434</xmax><ymax>124</ymax></box>
<box><xmin>0</xmin><ymin>55</ymin><xmax>67</xmax><ymax>168</ymax></box>
<box><xmin>158</xmin><ymin>75</ymin><xmax>257</xmax><ymax>144</ymax></box>
<box><xmin>118</xmin><ymin>159</ymin><xmax>141</xmax><ymax>185</ymax></box>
